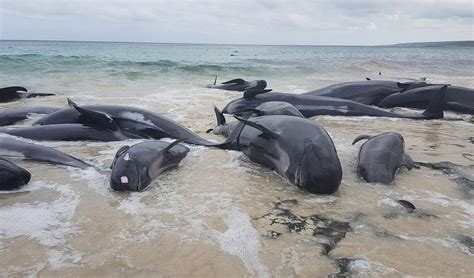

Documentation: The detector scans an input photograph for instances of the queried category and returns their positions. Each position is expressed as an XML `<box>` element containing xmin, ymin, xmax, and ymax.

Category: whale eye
<box><xmin>121</xmin><ymin>176</ymin><xmax>129</xmax><ymax>183</ymax></box>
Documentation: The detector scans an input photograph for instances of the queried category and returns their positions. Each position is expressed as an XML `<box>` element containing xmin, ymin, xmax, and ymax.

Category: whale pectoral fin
<box><xmin>213</xmin><ymin>105</ymin><xmax>226</xmax><ymax>126</ymax></box>
<box><xmin>213</xmin><ymin>75</ymin><xmax>217</xmax><ymax>85</ymax></box>
<box><xmin>399</xmin><ymin>153</ymin><xmax>414</xmax><ymax>170</ymax></box>
<box><xmin>352</xmin><ymin>134</ymin><xmax>372</xmax><ymax>145</ymax></box>
<box><xmin>234</xmin><ymin>116</ymin><xmax>279</xmax><ymax>139</ymax></box>
<box><xmin>67</xmin><ymin>98</ymin><xmax>77</xmax><ymax>107</ymax></box>
<box><xmin>243</xmin><ymin>89</ymin><xmax>272</xmax><ymax>100</ymax></box>
<box><xmin>73</xmin><ymin>105</ymin><xmax>119</xmax><ymax>131</ymax></box>
<box><xmin>222</xmin><ymin>78</ymin><xmax>245</xmax><ymax>85</ymax></box>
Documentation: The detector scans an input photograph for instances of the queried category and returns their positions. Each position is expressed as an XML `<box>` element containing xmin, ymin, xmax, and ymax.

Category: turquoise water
<box><xmin>1</xmin><ymin>40</ymin><xmax>473</xmax><ymax>92</ymax></box>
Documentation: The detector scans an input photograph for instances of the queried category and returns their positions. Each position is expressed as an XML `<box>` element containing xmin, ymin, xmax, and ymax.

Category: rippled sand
<box><xmin>0</xmin><ymin>86</ymin><xmax>473</xmax><ymax>277</ymax></box>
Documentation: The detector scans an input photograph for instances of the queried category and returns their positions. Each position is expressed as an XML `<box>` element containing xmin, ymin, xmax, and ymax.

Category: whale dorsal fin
<box><xmin>147</xmin><ymin>139</ymin><xmax>186</xmax><ymax>179</ymax></box>
<box><xmin>67</xmin><ymin>98</ymin><xmax>77</xmax><ymax>107</ymax></box>
<box><xmin>163</xmin><ymin>139</ymin><xmax>186</xmax><ymax>153</ymax></box>
<box><xmin>222</xmin><ymin>78</ymin><xmax>245</xmax><ymax>84</ymax></box>
<box><xmin>110</xmin><ymin>145</ymin><xmax>130</xmax><ymax>169</ymax></box>
<box><xmin>243</xmin><ymin>89</ymin><xmax>272</xmax><ymax>100</ymax></box>
<box><xmin>213</xmin><ymin>105</ymin><xmax>226</xmax><ymax>126</ymax></box>
<box><xmin>421</xmin><ymin>85</ymin><xmax>447</xmax><ymax>118</ymax></box>
<box><xmin>352</xmin><ymin>134</ymin><xmax>372</xmax><ymax>145</ymax></box>
<box><xmin>73</xmin><ymin>105</ymin><xmax>119</xmax><ymax>131</ymax></box>
<box><xmin>399</xmin><ymin>153</ymin><xmax>414</xmax><ymax>170</ymax></box>
<box><xmin>234</xmin><ymin>116</ymin><xmax>279</xmax><ymax>139</ymax></box>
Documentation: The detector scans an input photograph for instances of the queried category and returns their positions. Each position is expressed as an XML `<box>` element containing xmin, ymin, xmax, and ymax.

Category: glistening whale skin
<box><xmin>212</xmin><ymin>115</ymin><xmax>342</xmax><ymax>194</ymax></box>
<box><xmin>209</xmin><ymin>101</ymin><xmax>304</xmax><ymax>137</ymax></box>
<box><xmin>0</xmin><ymin>86</ymin><xmax>55</xmax><ymax>103</ymax></box>
<box><xmin>110</xmin><ymin>140</ymin><xmax>189</xmax><ymax>191</ymax></box>
<box><xmin>35</xmin><ymin>104</ymin><xmax>213</xmax><ymax>145</ymax></box>
<box><xmin>0</xmin><ymin>124</ymin><xmax>135</xmax><ymax>142</ymax></box>
<box><xmin>223</xmin><ymin>86</ymin><xmax>447</xmax><ymax>120</ymax></box>
<box><xmin>378</xmin><ymin>85</ymin><xmax>474</xmax><ymax>114</ymax></box>
<box><xmin>0</xmin><ymin>107</ymin><xmax>60</xmax><ymax>126</ymax></box>
<box><xmin>0</xmin><ymin>138</ymin><xmax>92</xmax><ymax>169</ymax></box>
<box><xmin>303</xmin><ymin>80</ymin><xmax>433</xmax><ymax>105</ymax></box>
<box><xmin>0</xmin><ymin>158</ymin><xmax>31</xmax><ymax>190</ymax></box>
<box><xmin>206</xmin><ymin>78</ymin><xmax>267</xmax><ymax>91</ymax></box>
<box><xmin>352</xmin><ymin>132</ymin><xmax>414</xmax><ymax>184</ymax></box>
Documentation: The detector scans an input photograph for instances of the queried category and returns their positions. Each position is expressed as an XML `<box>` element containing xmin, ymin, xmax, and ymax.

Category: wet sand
<box><xmin>0</xmin><ymin>88</ymin><xmax>473</xmax><ymax>277</ymax></box>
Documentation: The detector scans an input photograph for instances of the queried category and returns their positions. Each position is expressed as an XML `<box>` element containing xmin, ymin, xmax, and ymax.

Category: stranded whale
<box><xmin>110</xmin><ymin>140</ymin><xmax>189</xmax><ymax>191</ymax></box>
<box><xmin>0</xmin><ymin>158</ymin><xmax>31</xmax><ymax>190</ymax></box>
<box><xmin>223</xmin><ymin>85</ymin><xmax>447</xmax><ymax>120</ymax></box>
<box><xmin>0</xmin><ymin>138</ymin><xmax>92</xmax><ymax>169</ymax></box>
<box><xmin>206</xmin><ymin>77</ymin><xmax>267</xmax><ymax>91</ymax></box>
<box><xmin>352</xmin><ymin>132</ymin><xmax>414</xmax><ymax>184</ymax></box>
<box><xmin>212</xmin><ymin>115</ymin><xmax>342</xmax><ymax>194</ymax></box>
<box><xmin>0</xmin><ymin>86</ymin><xmax>55</xmax><ymax>103</ymax></box>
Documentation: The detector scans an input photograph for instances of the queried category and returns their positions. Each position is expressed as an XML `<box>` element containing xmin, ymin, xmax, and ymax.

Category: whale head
<box><xmin>110</xmin><ymin>146</ymin><xmax>148</xmax><ymax>191</ymax></box>
<box><xmin>294</xmin><ymin>139</ymin><xmax>342</xmax><ymax>194</ymax></box>
<box><xmin>0</xmin><ymin>159</ymin><xmax>31</xmax><ymax>190</ymax></box>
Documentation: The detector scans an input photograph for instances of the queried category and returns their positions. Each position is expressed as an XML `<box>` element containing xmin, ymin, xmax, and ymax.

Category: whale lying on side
<box><xmin>0</xmin><ymin>158</ymin><xmax>31</xmax><ymax>190</ymax></box>
<box><xmin>352</xmin><ymin>132</ymin><xmax>414</xmax><ymax>184</ymax></box>
<box><xmin>223</xmin><ymin>85</ymin><xmax>447</xmax><ymax>120</ymax></box>
<box><xmin>303</xmin><ymin>80</ymin><xmax>433</xmax><ymax>105</ymax></box>
<box><xmin>0</xmin><ymin>138</ymin><xmax>92</xmax><ymax>169</ymax></box>
<box><xmin>209</xmin><ymin>101</ymin><xmax>304</xmax><ymax>137</ymax></box>
<box><xmin>206</xmin><ymin>78</ymin><xmax>267</xmax><ymax>92</ymax></box>
<box><xmin>0</xmin><ymin>86</ymin><xmax>55</xmax><ymax>103</ymax></box>
<box><xmin>378</xmin><ymin>85</ymin><xmax>474</xmax><ymax>114</ymax></box>
<box><xmin>110</xmin><ymin>140</ymin><xmax>189</xmax><ymax>191</ymax></box>
<box><xmin>0</xmin><ymin>107</ymin><xmax>60</xmax><ymax>126</ymax></box>
<box><xmin>35</xmin><ymin>104</ymin><xmax>213</xmax><ymax>145</ymax></box>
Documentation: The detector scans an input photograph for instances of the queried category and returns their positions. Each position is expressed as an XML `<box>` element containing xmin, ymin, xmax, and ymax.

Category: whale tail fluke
<box><xmin>421</xmin><ymin>85</ymin><xmax>448</xmax><ymax>119</ymax></box>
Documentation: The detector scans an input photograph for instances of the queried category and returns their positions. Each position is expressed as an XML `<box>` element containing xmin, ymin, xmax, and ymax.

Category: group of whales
<box><xmin>0</xmin><ymin>78</ymin><xmax>472</xmax><ymax>194</ymax></box>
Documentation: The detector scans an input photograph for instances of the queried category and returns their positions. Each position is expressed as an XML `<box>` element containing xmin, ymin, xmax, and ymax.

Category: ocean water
<box><xmin>0</xmin><ymin>40</ymin><xmax>473</xmax><ymax>276</ymax></box>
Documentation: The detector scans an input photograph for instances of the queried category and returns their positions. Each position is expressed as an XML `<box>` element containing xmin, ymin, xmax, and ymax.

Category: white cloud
<box><xmin>0</xmin><ymin>0</ymin><xmax>472</xmax><ymax>45</ymax></box>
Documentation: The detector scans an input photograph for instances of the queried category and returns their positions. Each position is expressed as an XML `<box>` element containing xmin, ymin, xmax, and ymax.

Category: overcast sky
<box><xmin>0</xmin><ymin>0</ymin><xmax>472</xmax><ymax>45</ymax></box>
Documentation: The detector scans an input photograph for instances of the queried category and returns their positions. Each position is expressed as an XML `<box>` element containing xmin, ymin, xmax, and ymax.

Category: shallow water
<box><xmin>0</xmin><ymin>41</ymin><xmax>473</xmax><ymax>277</ymax></box>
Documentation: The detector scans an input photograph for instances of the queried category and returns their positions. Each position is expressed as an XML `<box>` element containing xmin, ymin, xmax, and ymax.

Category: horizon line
<box><xmin>1</xmin><ymin>38</ymin><xmax>472</xmax><ymax>47</ymax></box>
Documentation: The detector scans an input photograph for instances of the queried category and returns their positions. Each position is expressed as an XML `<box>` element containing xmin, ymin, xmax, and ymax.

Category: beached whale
<box><xmin>0</xmin><ymin>86</ymin><xmax>55</xmax><ymax>103</ymax></box>
<box><xmin>223</xmin><ymin>85</ymin><xmax>447</xmax><ymax>120</ymax></box>
<box><xmin>0</xmin><ymin>107</ymin><xmax>60</xmax><ymax>126</ymax></box>
<box><xmin>0</xmin><ymin>158</ymin><xmax>31</xmax><ymax>190</ymax></box>
<box><xmin>303</xmin><ymin>80</ymin><xmax>432</xmax><ymax>105</ymax></box>
<box><xmin>206</xmin><ymin>78</ymin><xmax>267</xmax><ymax>91</ymax></box>
<box><xmin>0</xmin><ymin>138</ymin><xmax>92</xmax><ymax>169</ymax></box>
<box><xmin>0</xmin><ymin>124</ymin><xmax>135</xmax><ymax>142</ymax></box>
<box><xmin>352</xmin><ymin>132</ymin><xmax>414</xmax><ymax>184</ymax></box>
<box><xmin>35</xmin><ymin>104</ymin><xmax>213</xmax><ymax>145</ymax></box>
<box><xmin>378</xmin><ymin>85</ymin><xmax>474</xmax><ymax>114</ymax></box>
<box><xmin>110</xmin><ymin>140</ymin><xmax>189</xmax><ymax>191</ymax></box>
<box><xmin>213</xmin><ymin>115</ymin><xmax>342</xmax><ymax>194</ymax></box>
<box><xmin>209</xmin><ymin>101</ymin><xmax>304</xmax><ymax>137</ymax></box>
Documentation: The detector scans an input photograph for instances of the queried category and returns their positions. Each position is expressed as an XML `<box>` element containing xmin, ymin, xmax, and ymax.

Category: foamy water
<box><xmin>0</xmin><ymin>41</ymin><xmax>473</xmax><ymax>276</ymax></box>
